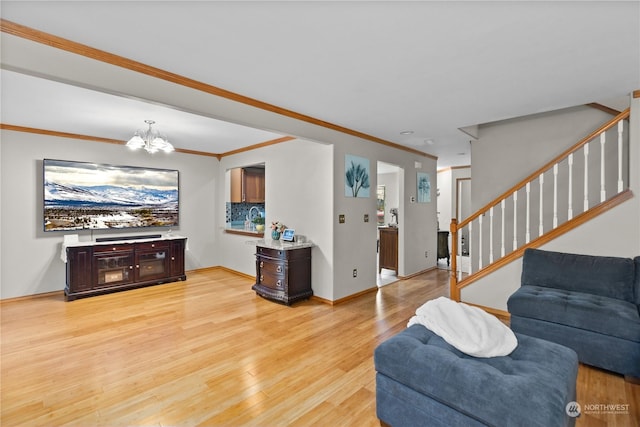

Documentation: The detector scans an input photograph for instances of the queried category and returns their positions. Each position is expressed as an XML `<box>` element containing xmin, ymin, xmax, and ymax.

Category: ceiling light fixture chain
<box><xmin>126</xmin><ymin>119</ymin><xmax>175</xmax><ymax>153</ymax></box>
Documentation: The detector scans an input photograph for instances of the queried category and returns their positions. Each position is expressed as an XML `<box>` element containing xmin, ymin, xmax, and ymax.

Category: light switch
<box><xmin>339</xmin><ymin>214</ymin><xmax>345</xmax><ymax>224</ymax></box>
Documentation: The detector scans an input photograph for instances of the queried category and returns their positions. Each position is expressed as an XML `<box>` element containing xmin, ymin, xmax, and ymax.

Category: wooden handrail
<box><xmin>454</xmin><ymin>189</ymin><xmax>633</xmax><ymax>293</ymax></box>
<box><xmin>586</xmin><ymin>103</ymin><xmax>622</xmax><ymax>116</ymax></box>
<box><xmin>457</xmin><ymin>108</ymin><xmax>630</xmax><ymax>229</ymax></box>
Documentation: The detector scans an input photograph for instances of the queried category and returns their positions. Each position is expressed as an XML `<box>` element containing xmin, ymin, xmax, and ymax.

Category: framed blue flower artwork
<box><xmin>345</xmin><ymin>154</ymin><xmax>370</xmax><ymax>198</ymax></box>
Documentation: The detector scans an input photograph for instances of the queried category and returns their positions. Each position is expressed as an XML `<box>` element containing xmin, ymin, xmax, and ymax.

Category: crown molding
<box><xmin>1</xmin><ymin>19</ymin><xmax>437</xmax><ymax>160</ymax></box>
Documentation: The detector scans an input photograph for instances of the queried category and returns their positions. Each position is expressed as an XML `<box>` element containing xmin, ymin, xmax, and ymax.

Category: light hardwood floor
<box><xmin>1</xmin><ymin>268</ymin><xmax>638</xmax><ymax>426</ymax></box>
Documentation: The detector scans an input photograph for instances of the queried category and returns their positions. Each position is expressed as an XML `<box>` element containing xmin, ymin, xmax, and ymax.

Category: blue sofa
<box><xmin>508</xmin><ymin>248</ymin><xmax>640</xmax><ymax>379</ymax></box>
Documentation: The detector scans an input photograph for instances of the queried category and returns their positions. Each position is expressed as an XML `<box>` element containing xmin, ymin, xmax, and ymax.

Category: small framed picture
<box><xmin>282</xmin><ymin>228</ymin><xmax>295</xmax><ymax>242</ymax></box>
<box><xmin>417</xmin><ymin>172</ymin><xmax>431</xmax><ymax>203</ymax></box>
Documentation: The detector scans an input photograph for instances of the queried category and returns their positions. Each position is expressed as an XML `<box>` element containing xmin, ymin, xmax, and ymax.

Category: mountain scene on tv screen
<box><xmin>44</xmin><ymin>181</ymin><xmax>179</xmax><ymax>231</ymax></box>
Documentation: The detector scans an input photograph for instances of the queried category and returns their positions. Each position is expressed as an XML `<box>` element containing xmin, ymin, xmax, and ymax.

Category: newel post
<box><xmin>449</xmin><ymin>218</ymin><xmax>459</xmax><ymax>301</ymax></box>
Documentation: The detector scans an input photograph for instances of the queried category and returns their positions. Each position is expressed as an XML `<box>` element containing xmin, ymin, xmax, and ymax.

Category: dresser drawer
<box><xmin>136</xmin><ymin>241</ymin><xmax>169</xmax><ymax>251</ymax></box>
<box><xmin>258</xmin><ymin>258</ymin><xmax>285</xmax><ymax>275</ymax></box>
<box><xmin>257</xmin><ymin>246</ymin><xmax>288</xmax><ymax>259</ymax></box>
<box><xmin>258</xmin><ymin>272</ymin><xmax>286</xmax><ymax>291</ymax></box>
<box><xmin>93</xmin><ymin>244</ymin><xmax>133</xmax><ymax>254</ymax></box>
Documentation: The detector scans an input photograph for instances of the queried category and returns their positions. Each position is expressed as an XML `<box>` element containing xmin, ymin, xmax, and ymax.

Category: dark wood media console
<box><xmin>65</xmin><ymin>236</ymin><xmax>187</xmax><ymax>301</ymax></box>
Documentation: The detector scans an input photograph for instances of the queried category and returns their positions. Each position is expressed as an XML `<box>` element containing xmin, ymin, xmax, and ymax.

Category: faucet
<box><xmin>248</xmin><ymin>206</ymin><xmax>262</xmax><ymax>230</ymax></box>
<box><xmin>249</xmin><ymin>206</ymin><xmax>261</xmax><ymax>222</ymax></box>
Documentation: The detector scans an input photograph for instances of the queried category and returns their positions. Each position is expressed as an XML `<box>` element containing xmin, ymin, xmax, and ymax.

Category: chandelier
<box><xmin>126</xmin><ymin>120</ymin><xmax>175</xmax><ymax>153</ymax></box>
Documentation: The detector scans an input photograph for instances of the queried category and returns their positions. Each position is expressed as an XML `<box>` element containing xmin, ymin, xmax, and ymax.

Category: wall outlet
<box><xmin>339</xmin><ymin>214</ymin><xmax>346</xmax><ymax>224</ymax></box>
<box><xmin>353</xmin><ymin>269</ymin><xmax>357</xmax><ymax>278</ymax></box>
<box><xmin>364</xmin><ymin>214</ymin><xmax>369</xmax><ymax>222</ymax></box>
<box><xmin>425</xmin><ymin>251</ymin><xmax>429</xmax><ymax>258</ymax></box>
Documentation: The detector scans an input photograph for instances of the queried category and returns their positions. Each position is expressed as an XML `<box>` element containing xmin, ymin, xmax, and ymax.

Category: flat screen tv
<box><xmin>43</xmin><ymin>159</ymin><xmax>179</xmax><ymax>232</ymax></box>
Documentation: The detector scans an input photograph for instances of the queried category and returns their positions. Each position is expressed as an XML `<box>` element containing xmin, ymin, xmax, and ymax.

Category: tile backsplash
<box><xmin>226</xmin><ymin>202</ymin><xmax>265</xmax><ymax>223</ymax></box>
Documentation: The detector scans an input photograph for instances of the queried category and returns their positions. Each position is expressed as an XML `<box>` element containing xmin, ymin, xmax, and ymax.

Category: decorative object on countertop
<box><xmin>252</xmin><ymin>216</ymin><xmax>265</xmax><ymax>232</ymax></box>
<box><xmin>271</xmin><ymin>221</ymin><xmax>286</xmax><ymax>240</ymax></box>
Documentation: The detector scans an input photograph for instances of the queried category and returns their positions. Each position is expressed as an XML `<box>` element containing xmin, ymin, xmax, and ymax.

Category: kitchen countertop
<box><xmin>246</xmin><ymin>239</ymin><xmax>314</xmax><ymax>250</ymax></box>
<box><xmin>224</xmin><ymin>222</ymin><xmax>264</xmax><ymax>237</ymax></box>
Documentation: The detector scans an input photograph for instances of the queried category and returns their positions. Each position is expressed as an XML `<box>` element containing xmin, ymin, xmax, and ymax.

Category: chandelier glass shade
<box><xmin>126</xmin><ymin>120</ymin><xmax>175</xmax><ymax>153</ymax></box>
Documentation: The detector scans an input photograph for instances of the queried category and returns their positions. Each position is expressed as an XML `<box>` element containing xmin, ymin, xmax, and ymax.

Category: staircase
<box><xmin>450</xmin><ymin>108</ymin><xmax>633</xmax><ymax>302</ymax></box>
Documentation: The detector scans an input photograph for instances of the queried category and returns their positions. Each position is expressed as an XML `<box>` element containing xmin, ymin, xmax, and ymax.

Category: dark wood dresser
<box><xmin>379</xmin><ymin>227</ymin><xmax>398</xmax><ymax>273</ymax></box>
<box><xmin>252</xmin><ymin>245</ymin><xmax>312</xmax><ymax>305</ymax></box>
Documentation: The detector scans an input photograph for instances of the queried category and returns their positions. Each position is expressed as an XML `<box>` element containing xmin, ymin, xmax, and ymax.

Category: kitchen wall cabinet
<box><xmin>230</xmin><ymin>167</ymin><xmax>265</xmax><ymax>203</ymax></box>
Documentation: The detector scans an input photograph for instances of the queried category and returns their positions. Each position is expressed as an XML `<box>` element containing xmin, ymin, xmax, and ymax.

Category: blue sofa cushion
<box><xmin>508</xmin><ymin>285</ymin><xmax>640</xmax><ymax>343</ymax></box>
<box><xmin>374</xmin><ymin>324</ymin><xmax>577</xmax><ymax>427</ymax></box>
<box><xmin>521</xmin><ymin>248</ymin><xmax>635</xmax><ymax>302</ymax></box>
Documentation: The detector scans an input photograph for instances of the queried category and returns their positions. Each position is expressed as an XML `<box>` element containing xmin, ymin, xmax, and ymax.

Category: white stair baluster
<box><xmin>525</xmin><ymin>183</ymin><xmax>531</xmax><ymax>244</ymax></box>
<box><xmin>618</xmin><ymin>120</ymin><xmax>624</xmax><ymax>192</ymax></box>
<box><xmin>513</xmin><ymin>191</ymin><xmax>518</xmax><ymax>251</ymax></box>
<box><xmin>584</xmin><ymin>142</ymin><xmax>590</xmax><ymax>211</ymax></box>
<box><xmin>553</xmin><ymin>164</ymin><xmax>558</xmax><ymax>228</ymax></box>
<box><xmin>478</xmin><ymin>215</ymin><xmax>483</xmax><ymax>270</ymax></box>
<box><xmin>600</xmin><ymin>132</ymin><xmax>606</xmax><ymax>202</ymax></box>
<box><xmin>468</xmin><ymin>222</ymin><xmax>473</xmax><ymax>275</ymax></box>
<box><xmin>501</xmin><ymin>200</ymin><xmax>506</xmax><ymax>257</ymax></box>
<box><xmin>489</xmin><ymin>207</ymin><xmax>494</xmax><ymax>264</ymax></box>
<box><xmin>539</xmin><ymin>173</ymin><xmax>544</xmax><ymax>236</ymax></box>
<box><xmin>568</xmin><ymin>154</ymin><xmax>574</xmax><ymax>220</ymax></box>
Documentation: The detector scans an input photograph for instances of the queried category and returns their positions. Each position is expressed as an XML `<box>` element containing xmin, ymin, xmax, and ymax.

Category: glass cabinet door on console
<box><xmin>134</xmin><ymin>241</ymin><xmax>170</xmax><ymax>281</ymax></box>
<box><xmin>93</xmin><ymin>248</ymin><xmax>134</xmax><ymax>288</ymax></box>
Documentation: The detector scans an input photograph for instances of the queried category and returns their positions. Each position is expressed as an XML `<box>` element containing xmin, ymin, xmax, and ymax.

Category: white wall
<box><xmin>0</xmin><ymin>130</ymin><xmax>218</xmax><ymax>299</ymax></box>
<box><xmin>217</xmin><ymin>138</ymin><xmax>334</xmax><ymax>301</ymax></box>
<box><xmin>462</xmin><ymin>98</ymin><xmax>640</xmax><ymax>310</ymax></box>
<box><xmin>471</xmin><ymin>106</ymin><xmax>614</xmax><ymax>208</ymax></box>
<box><xmin>332</xmin><ymin>140</ymin><xmax>437</xmax><ymax>300</ymax></box>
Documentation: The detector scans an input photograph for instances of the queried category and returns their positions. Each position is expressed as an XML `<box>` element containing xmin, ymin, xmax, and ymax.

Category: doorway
<box><xmin>377</xmin><ymin>161</ymin><xmax>401</xmax><ymax>287</ymax></box>
<box><xmin>455</xmin><ymin>177</ymin><xmax>472</xmax><ymax>274</ymax></box>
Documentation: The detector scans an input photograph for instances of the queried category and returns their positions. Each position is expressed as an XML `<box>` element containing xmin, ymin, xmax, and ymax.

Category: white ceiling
<box><xmin>1</xmin><ymin>1</ymin><xmax>639</xmax><ymax>167</ymax></box>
